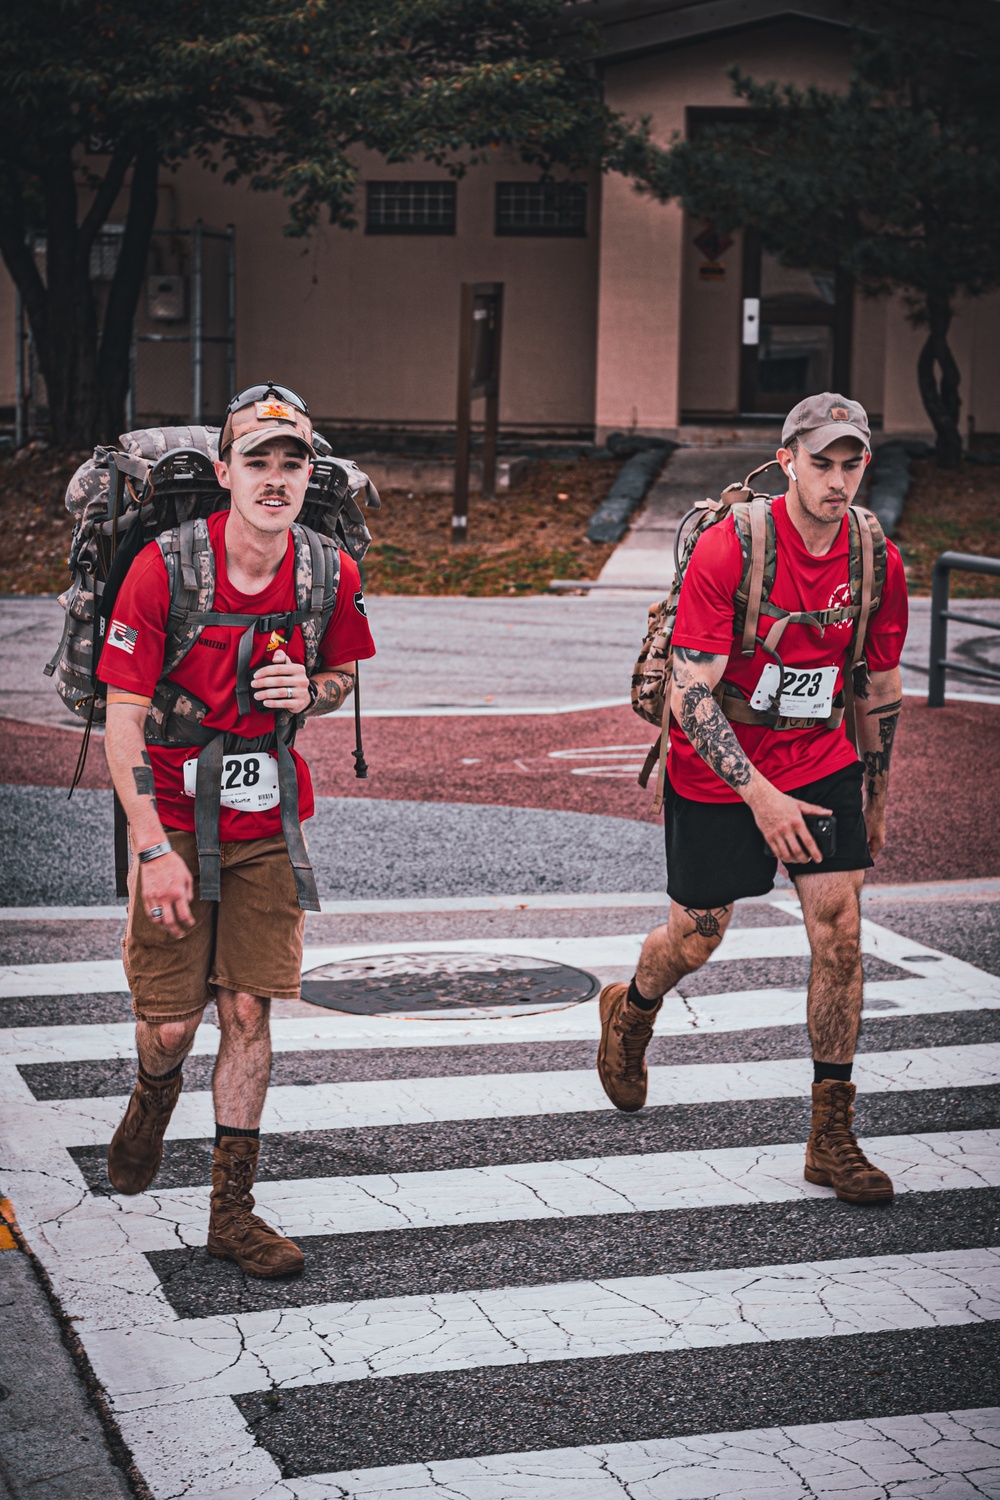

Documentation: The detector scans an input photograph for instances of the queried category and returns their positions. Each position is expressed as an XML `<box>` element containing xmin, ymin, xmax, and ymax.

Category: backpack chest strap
<box><xmin>168</xmin><ymin>607</ymin><xmax>317</xmax><ymax>717</ymax></box>
<box><xmin>757</xmin><ymin>602</ymin><xmax>858</xmax><ymax>658</ymax></box>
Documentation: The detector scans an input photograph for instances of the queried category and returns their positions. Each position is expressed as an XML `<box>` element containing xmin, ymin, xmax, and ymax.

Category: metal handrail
<box><xmin>927</xmin><ymin>551</ymin><xmax>1000</xmax><ymax>706</ymax></box>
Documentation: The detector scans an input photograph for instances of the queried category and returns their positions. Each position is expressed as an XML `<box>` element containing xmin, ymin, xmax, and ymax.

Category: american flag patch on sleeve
<box><xmin>107</xmin><ymin>620</ymin><xmax>138</xmax><ymax>655</ymax></box>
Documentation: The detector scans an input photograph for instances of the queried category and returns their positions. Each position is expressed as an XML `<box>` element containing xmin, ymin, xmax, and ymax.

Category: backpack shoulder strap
<box><xmin>157</xmin><ymin>517</ymin><xmax>216</xmax><ymax>676</ymax></box>
<box><xmin>732</xmin><ymin>496</ymin><xmax>776</xmax><ymax>657</ymax></box>
<box><xmin>847</xmin><ymin>505</ymin><xmax>887</xmax><ymax>668</ymax></box>
<box><xmin>293</xmin><ymin>522</ymin><xmax>341</xmax><ymax>676</ymax></box>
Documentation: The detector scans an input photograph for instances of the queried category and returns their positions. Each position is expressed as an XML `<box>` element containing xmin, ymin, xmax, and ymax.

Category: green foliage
<box><xmin>638</xmin><ymin>8</ymin><xmax>1000</xmax><ymax>465</ymax></box>
<box><xmin>0</xmin><ymin>0</ymin><xmax>643</xmax><ymax>442</ymax></box>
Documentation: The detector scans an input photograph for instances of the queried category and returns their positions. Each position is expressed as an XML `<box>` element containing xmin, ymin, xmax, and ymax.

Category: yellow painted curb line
<box><xmin>0</xmin><ymin>1197</ymin><xmax>20</xmax><ymax>1250</ymax></box>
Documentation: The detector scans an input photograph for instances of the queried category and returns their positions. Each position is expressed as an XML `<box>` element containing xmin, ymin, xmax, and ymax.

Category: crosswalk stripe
<box><xmin>11</xmin><ymin>1006</ymin><xmax>1000</xmax><ymax>1086</ymax></box>
<box><xmin>3</xmin><ymin>1043</ymin><xmax>993</xmax><ymax>1144</ymax></box>
<box><xmin>83</xmin><ymin>1248</ymin><xmax>1000</xmax><ymax>1409</ymax></box>
<box><xmin>125</xmin><ymin>1130</ymin><xmax>1000</xmax><ymax>1245</ymax></box>
<box><xmin>159</xmin><ymin>1404</ymin><xmax>1000</xmax><ymax>1500</ymax></box>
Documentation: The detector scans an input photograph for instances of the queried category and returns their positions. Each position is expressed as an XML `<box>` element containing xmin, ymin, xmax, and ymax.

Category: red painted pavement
<box><xmin>4</xmin><ymin>698</ymin><xmax>998</xmax><ymax>885</ymax></box>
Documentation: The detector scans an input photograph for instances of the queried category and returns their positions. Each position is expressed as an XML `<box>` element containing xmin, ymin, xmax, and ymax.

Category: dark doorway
<box><xmin>740</xmin><ymin>231</ymin><xmax>852</xmax><ymax>414</ymax></box>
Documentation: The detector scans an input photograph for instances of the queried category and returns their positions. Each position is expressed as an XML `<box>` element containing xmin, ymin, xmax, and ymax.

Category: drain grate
<box><xmin>300</xmin><ymin>951</ymin><xmax>598</xmax><ymax>1018</ymax></box>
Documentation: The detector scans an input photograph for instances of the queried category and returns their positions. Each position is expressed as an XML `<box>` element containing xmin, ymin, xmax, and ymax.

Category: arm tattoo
<box><xmin>306</xmin><ymin>669</ymin><xmax>355</xmax><ymax>717</ymax></box>
<box><xmin>678</xmin><ymin>683</ymin><xmax>753</xmax><ymax>791</ymax></box>
<box><xmin>671</xmin><ymin>648</ymin><xmax>752</xmax><ymax>792</ymax></box>
<box><xmin>863</xmin><ymin>708</ymin><xmax>899</xmax><ymax>802</ymax></box>
<box><xmin>673</xmin><ymin>647</ymin><xmax>718</xmax><ymax>668</ymax></box>
<box><xmin>866</xmin><ymin>697</ymin><xmax>902</xmax><ymax>716</ymax></box>
<box><xmin>132</xmin><ymin>766</ymin><xmax>156</xmax><ymax>803</ymax></box>
<box><xmin>683</xmin><ymin>905</ymin><xmax>731</xmax><ymax>940</ymax></box>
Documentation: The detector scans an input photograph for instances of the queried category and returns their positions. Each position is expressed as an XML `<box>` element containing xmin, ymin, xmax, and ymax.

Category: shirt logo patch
<box><xmin>354</xmin><ymin>590</ymin><xmax>367</xmax><ymax>618</ymax></box>
<box><xmin>266</xmin><ymin>630</ymin><xmax>287</xmax><ymax>653</ymax></box>
<box><xmin>107</xmin><ymin>620</ymin><xmax>138</xmax><ymax>655</ymax></box>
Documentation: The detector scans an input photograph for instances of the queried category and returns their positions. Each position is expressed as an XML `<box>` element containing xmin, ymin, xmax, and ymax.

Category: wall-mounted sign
<box><xmin>693</xmin><ymin>224</ymin><xmax>734</xmax><ymax>264</ymax></box>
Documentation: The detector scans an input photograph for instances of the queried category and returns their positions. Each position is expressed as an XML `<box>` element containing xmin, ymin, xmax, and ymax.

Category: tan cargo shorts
<box><xmin>123</xmin><ymin>829</ymin><xmax>306</xmax><ymax>1024</ymax></box>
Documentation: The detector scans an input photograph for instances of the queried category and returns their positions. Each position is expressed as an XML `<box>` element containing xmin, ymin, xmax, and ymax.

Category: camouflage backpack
<box><xmin>45</xmin><ymin>425</ymin><xmax>380</xmax><ymax>906</ymax></box>
<box><xmin>46</xmin><ymin>424</ymin><xmax>378</xmax><ymax>724</ymax></box>
<box><xmin>631</xmin><ymin>461</ymin><xmax>887</xmax><ymax>811</ymax></box>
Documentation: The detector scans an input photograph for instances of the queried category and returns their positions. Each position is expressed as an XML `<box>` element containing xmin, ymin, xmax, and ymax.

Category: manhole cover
<box><xmin>300</xmin><ymin>951</ymin><xmax>598</xmax><ymax>1019</ymax></box>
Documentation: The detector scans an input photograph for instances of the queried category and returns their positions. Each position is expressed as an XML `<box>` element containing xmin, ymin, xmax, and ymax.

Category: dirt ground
<box><xmin>3</xmin><ymin>439</ymin><xmax>995</xmax><ymax>600</ymax></box>
<box><xmin>0</xmin><ymin>446</ymin><xmax>619</xmax><ymax>596</ymax></box>
<box><xmin>896</xmin><ymin>457</ymin><xmax>1000</xmax><ymax>597</ymax></box>
<box><xmin>360</xmin><ymin>457</ymin><xmax>619</xmax><ymax>594</ymax></box>
<box><xmin>0</xmin><ymin>445</ymin><xmax>90</xmax><ymax>595</ymax></box>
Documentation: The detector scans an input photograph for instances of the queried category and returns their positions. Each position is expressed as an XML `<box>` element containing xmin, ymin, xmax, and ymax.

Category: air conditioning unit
<box><xmin>147</xmin><ymin>275</ymin><xmax>186</xmax><ymax>322</ymax></box>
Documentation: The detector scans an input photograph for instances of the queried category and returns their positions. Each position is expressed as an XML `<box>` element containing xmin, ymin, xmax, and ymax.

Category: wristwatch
<box><xmin>305</xmin><ymin>679</ymin><xmax>320</xmax><ymax>713</ymax></box>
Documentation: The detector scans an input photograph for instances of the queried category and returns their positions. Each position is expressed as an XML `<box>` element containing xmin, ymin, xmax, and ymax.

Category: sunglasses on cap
<box><xmin>223</xmin><ymin>382</ymin><xmax>310</xmax><ymax>419</ymax></box>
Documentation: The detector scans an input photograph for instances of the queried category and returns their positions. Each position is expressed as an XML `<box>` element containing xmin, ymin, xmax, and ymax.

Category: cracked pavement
<box><xmin>2</xmin><ymin>896</ymin><xmax>999</xmax><ymax>1497</ymax></box>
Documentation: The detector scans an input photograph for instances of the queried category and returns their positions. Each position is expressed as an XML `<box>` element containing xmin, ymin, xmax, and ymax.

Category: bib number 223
<box><xmin>183</xmin><ymin>752</ymin><xmax>280</xmax><ymax>812</ymax></box>
<box><xmin>750</xmin><ymin>664</ymin><xmax>838</xmax><ymax>719</ymax></box>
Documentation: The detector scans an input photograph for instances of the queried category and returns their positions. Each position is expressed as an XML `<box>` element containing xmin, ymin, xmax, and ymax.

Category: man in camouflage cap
<box><xmin>598</xmin><ymin>393</ymin><xmax>910</xmax><ymax>1206</ymax></box>
<box><xmin>97</xmin><ymin>382</ymin><xmax>376</xmax><ymax>1277</ymax></box>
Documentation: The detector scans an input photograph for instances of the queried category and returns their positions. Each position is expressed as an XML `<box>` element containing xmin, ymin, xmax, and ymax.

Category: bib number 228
<box><xmin>182</xmin><ymin>752</ymin><xmax>280</xmax><ymax>812</ymax></box>
<box><xmin>750</xmin><ymin>663</ymin><xmax>838</xmax><ymax>719</ymax></box>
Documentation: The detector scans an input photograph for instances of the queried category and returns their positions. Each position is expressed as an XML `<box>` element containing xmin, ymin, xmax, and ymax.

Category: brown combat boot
<box><xmin>207</xmin><ymin>1136</ymin><xmax>304</xmax><ymax>1278</ymax></box>
<box><xmin>597</xmin><ymin>982</ymin><xmax>662</xmax><ymax>1113</ymax></box>
<box><xmin>107</xmin><ymin>1070</ymin><xmax>183</xmax><ymax>1194</ymax></box>
<box><xmin>805</xmin><ymin>1079</ymin><xmax>894</xmax><ymax>1204</ymax></box>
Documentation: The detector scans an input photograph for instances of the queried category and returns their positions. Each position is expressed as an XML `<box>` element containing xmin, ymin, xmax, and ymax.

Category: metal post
<box><xmin>225</xmin><ymin>224</ymin><xmax>236</xmax><ymax>397</ymax></box>
<box><xmin>480</xmin><ymin>287</ymin><xmax>504</xmax><ymax>500</ymax></box>
<box><xmin>927</xmin><ymin>556</ymin><xmax>950</xmax><ymax>708</ymax></box>
<box><xmin>14</xmin><ymin>289</ymin><xmax>24</xmax><ymax>449</ymax></box>
<box><xmin>191</xmin><ymin>218</ymin><xmax>204</xmax><ymax>423</ymax></box>
<box><xmin>452</xmin><ymin>282</ymin><xmax>474</xmax><ymax>544</ymax></box>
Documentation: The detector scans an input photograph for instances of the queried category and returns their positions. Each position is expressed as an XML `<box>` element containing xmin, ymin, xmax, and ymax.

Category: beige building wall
<box><xmin>156</xmin><ymin>149</ymin><xmax>600</xmax><ymax>432</ymax></box>
<box><xmin>596</xmin><ymin>18</ymin><xmax>858</xmax><ymax>439</ymax></box>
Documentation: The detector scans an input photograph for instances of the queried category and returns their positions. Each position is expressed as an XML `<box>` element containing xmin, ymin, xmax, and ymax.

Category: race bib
<box><xmin>750</xmin><ymin>664</ymin><xmax>838</xmax><ymax>719</ymax></box>
<box><xmin>183</xmin><ymin>752</ymin><xmax>280</xmax><ymax>812</ymax></box>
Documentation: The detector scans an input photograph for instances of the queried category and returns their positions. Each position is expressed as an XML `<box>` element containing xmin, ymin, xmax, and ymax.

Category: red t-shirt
<box><xmin>669</xmin><ymin>495</ymin><xmax>908</xmax><ymax>802</ymax></box>
<box><xmin>98</xmin><ymin>510</ymin><xmax>376</xmax><ymax>838</ymax></box>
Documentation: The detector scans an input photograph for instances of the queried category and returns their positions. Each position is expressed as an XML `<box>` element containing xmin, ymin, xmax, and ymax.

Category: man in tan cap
<box><xmin>98</xmin><ymin>382</ymin><xmax>376</xmax><ymax>1275</ymax></box>
<box><xmin>598</xmin><ymin>392</ymin><xmax>909</xmax><ymax>1205</ymax></box>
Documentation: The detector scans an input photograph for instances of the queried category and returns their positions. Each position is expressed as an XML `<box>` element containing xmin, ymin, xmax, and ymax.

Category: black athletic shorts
<box><xmin>664</xmin><ymin>760</ymin><xmax>873</xmax><ymax>911</ymax></box>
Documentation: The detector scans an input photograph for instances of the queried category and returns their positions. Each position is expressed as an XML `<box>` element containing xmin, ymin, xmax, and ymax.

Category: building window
<box><xmin>495</xmin><ymin>182</ymin><xmax>587</xmax><ymax>237</ymax></box>
<box><xmin>366</xmin><ymin>181</ymin><xmax>456</xmax><ymax>235</ymax></box>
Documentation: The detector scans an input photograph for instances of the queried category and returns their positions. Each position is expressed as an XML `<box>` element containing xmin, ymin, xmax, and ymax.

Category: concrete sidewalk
<box><xmin>595</xmin><ymin>445</ymin><xmax>778</xmax><ymax>592</ymax></box>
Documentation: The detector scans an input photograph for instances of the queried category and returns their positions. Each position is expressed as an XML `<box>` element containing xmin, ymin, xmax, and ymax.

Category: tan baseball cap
<box><xmin>219</xmin><ymin>396</ymin><xmax>315</xmax><ymax>459</ymax></box>
<box><xmin>782</xmin><ymin>393</ymin><xmax>871</xmax><ymax>454</ymax></box>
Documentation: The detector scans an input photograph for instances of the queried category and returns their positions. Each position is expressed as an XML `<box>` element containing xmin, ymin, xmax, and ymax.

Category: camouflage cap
<box><xmin>782</xmin><ymin>393</ymin><xmax>871</xmax><ymax>454</ymax></box>
<box><xmin>219</xmin><ymin>397</ymin><xmax>315</xmax><ymax>460</ymax></box>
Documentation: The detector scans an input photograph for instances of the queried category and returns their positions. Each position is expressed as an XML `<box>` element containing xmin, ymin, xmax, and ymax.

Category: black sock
<box><xmin>627</xmin><ymin>976</ymin><xmax>661</xmax><ymax>1012</ymax></box>
<box><xmin>214</xmin><ymin>1124</ymin><xmax>261</xmax><ymax>1146</ymax></box>
<box><xmin>813</xmin><ymin>1060</ymin><xmax>853</xmax><ymax>1084</ymax></box>
<box><xmin>139</xmin><ymin>1061</ymin><xmax>182</xmax><ymax>1084</ymax></box>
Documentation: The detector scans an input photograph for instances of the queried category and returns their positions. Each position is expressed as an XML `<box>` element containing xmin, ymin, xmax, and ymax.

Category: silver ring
<box><xmin>150</xmin><ymin>906</ymin><xmax>164</xmax><ymax>920</ymax></box>
<box><xmin>287</xmin><ymin>686</ymin><xmax>293</xmax><ymax>699</ymax></box>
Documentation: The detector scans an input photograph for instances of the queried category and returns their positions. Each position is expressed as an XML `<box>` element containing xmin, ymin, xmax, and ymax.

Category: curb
<box><xmin>0</xmin><ymin>1194</ymin><xmax>151</xmax><ymax>1500</ymax></box>
<box><xmin>586</xmin><ymin>440</ymin><xmax>677</xmax><ymax>544</ymax></box>
<box><xmin>864</xmin><ymin>439</ymin><xmax>930</xmax><ymax>536</ymax></box>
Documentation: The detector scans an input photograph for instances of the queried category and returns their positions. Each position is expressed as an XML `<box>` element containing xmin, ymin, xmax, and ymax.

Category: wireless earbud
<box><xmin>788</xmin><ymin>463</ymin><xmax>798</xmax><ymax>483</ymax></box>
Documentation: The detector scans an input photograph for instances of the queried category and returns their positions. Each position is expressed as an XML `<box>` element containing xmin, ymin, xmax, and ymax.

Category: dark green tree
<box><xmin>639</xmin><ymin>9</ymin><xmax>1000</xmax><ymax>467</ymax></box>
<box><xmin>0</xmin><ymin>0</ymin><xmax>640</xmax><ymax>447</ymax></box>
